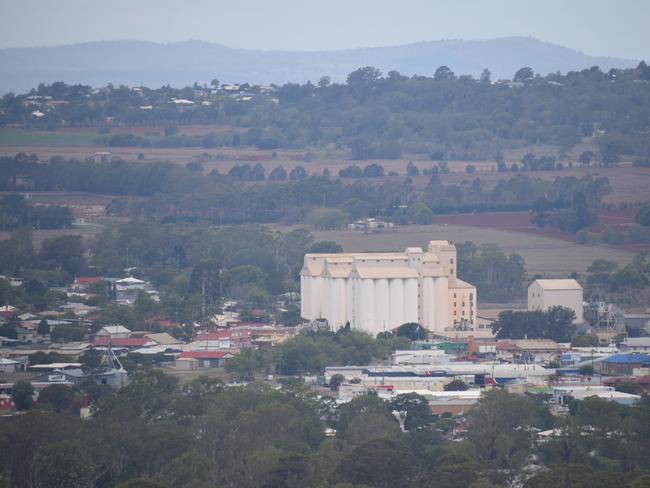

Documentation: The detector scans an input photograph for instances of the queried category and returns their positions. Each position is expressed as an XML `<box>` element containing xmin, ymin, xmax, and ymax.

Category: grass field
<box><xmin>302</xmin><ymin>224</ymin><xmax>636</xmax><ymax>276</ymax></box>
<box><xmin>0</xmin><ymin>128</ymin><xmax>99</xmax><ymax>146</ymax></box>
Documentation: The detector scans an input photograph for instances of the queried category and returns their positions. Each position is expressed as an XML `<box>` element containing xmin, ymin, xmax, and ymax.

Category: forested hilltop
<box><xmin>2</xmin><ymin>62</ymin><xmax>650</xmax><ymax>162</ymax></box>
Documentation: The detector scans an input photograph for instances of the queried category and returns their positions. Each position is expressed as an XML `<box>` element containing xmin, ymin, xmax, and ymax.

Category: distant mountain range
<box><xmin>0</xmin><ymin>37</ymin><xmax>638</xmax><ymax>94</ymax></box>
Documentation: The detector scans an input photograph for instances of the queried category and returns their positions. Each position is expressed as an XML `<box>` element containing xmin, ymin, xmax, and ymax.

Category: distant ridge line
<box><xmin>0</xmin><ymin>36</ymin><xmax>638</xmax><ymax>94</ymax></box>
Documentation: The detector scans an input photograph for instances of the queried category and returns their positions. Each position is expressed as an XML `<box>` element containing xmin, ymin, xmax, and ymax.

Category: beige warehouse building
<box><xmin>300</xmin><ymin>240</ymin><xmax>477</xmax><ymax>336</ymax></box>
<box><xmin>527</xmin><ymin>279</ymin><xmax>584</xmax><ymax>324</ymax></box>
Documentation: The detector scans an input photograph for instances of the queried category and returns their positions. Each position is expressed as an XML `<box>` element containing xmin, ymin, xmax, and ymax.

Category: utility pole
<box><xmin>201</xmin><ymin>273</ymin><xmax>206</xmax><ymax>323</ymax></box>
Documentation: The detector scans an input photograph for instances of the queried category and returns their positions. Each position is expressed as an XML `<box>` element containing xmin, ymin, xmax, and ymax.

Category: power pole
<box><xmin>201</xmin><ymin>273</ymin><xmax>206</xmax><ymax>323</ymax></box>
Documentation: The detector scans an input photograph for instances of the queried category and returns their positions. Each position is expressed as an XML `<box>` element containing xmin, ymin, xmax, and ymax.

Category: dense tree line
<box><xmin>0</xmin><ymin>231</ymin><xmax>84</xmax><ymax>281</ymax></box>
<box><xmin>457</xmin><ymin>242</ymin><xmax>527</xmax><ymax>302</ymax></box>
<box><xmin>0</xmin><ymin>155</ymin><xmax>611</xmax><ymax>229</ymax></box>
<box><xmin>0</xmin><ymin>223</ymin><xmax>325</xmax><ymax>326</ymax></box>
<box><xmin>225</xmin><ymin>327</ymin><xmax>410</xmax><ymax>378</ymax></box>
<box><xmin>3</xmin><ymin>63</ymin><xmax>650</xmax><ymax>161</ymax></box>
<box><xmin>584</xmin><ymin>253</ymin><xmax>650</xmax><ymax>305</ymax></box>
<box><xmin>491</xmin><ymin>306</ymin><xmax>577</xmax><ymax>342</ymax></box>
<box><xmin>0</xmin><ymin>194</ymin><xmax>71</xmax><ymax>230</ymax></box>
<box><xmin>1</xmin><ymin>369</ymin><xmax>650</xmax><ymax>488</ymax></box>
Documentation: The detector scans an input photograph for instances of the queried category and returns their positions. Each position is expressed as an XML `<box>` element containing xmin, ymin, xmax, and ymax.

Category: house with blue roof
<box><xmin>601</xmin><ymin>353</ymin><xmax>650</xmax><ymax>376</ymax></box>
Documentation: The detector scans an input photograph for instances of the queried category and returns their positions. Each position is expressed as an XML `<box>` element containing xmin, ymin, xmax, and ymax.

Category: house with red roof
<box><xmin>71</xmin><ymin>277</ymin><xmax>103</xmax><ymax>292</ymax></box>
<box><xmin>175</xmin><ymin>351</ymin><xmax>234</xmax><ymax>369</ymax></box>
<box><xmin>92</xmin><ymin>337</ymin><xmax>155</xmax><ymax>351</ymax></box>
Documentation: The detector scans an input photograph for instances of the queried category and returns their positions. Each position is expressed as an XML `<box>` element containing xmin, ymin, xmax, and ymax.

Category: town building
<box><xmin>300</xmin><ymin>240</ymin><xmax>477</xmax><ymax>335</ymax></box>
<box><xmin>600</xmin><ymin>353</ymin><xmax>650</xmax><ymax>376</ymax></box>
<box><xmin>619</xmin><ymin>337</ymin><xmax>650</xmax><ymax>353</ymax></box>
<box><xmin>95</xmin><ymin>325</ymin><xmax>132</xmax><ymax>339</ymax></box>
<box><xmin>552</xmin><ymin>385</ymin><xmax>640</xmax><ymax>407</ymax></box>
<box><xmin>527</xmin><ymin>279</ymin><xmax>584</xmax><ymax>324</ymax></box>
<box><xmin>174</xmin><ymin>351</ymin><xmax>234</xmax><ymax>370</ymax></box>
<box><xmin>0</xmin><ymin>358</ymin><xmax>21</xmax><ymax>373</ymax></box>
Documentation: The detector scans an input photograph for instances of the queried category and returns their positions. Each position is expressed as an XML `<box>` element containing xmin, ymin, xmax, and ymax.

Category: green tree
<box><xmin>525</xmin><ymin>464</ymin><xmax>619</xmax><ymax>488</ymax></box>
<box><xmin>33</xmin><ymin>440</ymin><xmax>94</xmax><ymax>488</ymax></box>
<box><xmin>305</xmin><ymin>208</ymin><xmax>349</xmax><ymax>229</ymax></box>
<box><xmin>513</xmin><ymin>67</ymin><xmax>534</xmax><ymax>82</ymax></box>
<box><xmin>28</xmin><ymin>351</ymin><xmax>70</xmax><ymax>365</ymax></box>
<box><xmin>337</xmin><ymin>393</ymin><xmax>395</xmax><ymax>440</ymax></box>
<box><xmin>492</xmin><ymin>307</ymin><xmax>575</xmax><ymax>342</ymax></box>
<box><xmin>406</xmin><ymin>161</ymin><xmax>420</xmax><ymax>176</ymax></box>
<box><xmin>636</xmin><ymin>204</ymin><xmax>650</xmax><ymax>227</ymax></box>
<box><xmin>434</xmin><ymin>66</ymin><xmax>455</xmax><ymax>81</ymax></box>
<box><xmin>628</xmin><ymin>476</ymin><xmax>650</xmax><ymax>488</ymax></box>
<box><xmin>37</xmin><ymin>384</ymin><xmax>76</xmax><ymax>413</ymax></box>
<box><xmin>347</xmin><ymin>66</ymin><xmax>382</xmax><ymax>88</ymax></box>
<box><xmin>11</xmin><ymin>380</ymin><xmax>34</xmax><ymax>410</ymax></box>
<box><xmin>405</xmin><ymin>202</ymin><xmax>433</xmax><ymax>224</ymax></box>
<box><xmin>0</xmin><ymin>324</ymin><xmax>17</xmax><ymax>339</ymax></box>
<box><xmin>50</xmin><ymin>325</ymin><xmax>85</xmax><ymax>343</ymax></box>
<box><xmin>269</xmin><ymin>166</ymin><xmax>288</xmax><ymax>181</ymax></box>
<box><xmin>579</xmin><ymin>150</ymin><xmax>597</xmax><ymax>166</ymax></box>
<box><xmin>159</xmin><ymin>450</ymin><xmax>212</xmax><ymax>488</ymax></box>
<box><xmin>37</xmin><ymin>318</ymin><xmax>50</xmax><ymax>335</ymax></box>
<box><xmin>40</xmin><ymin>235</ymin><xmax>85</xmax><ymax>275</ymax></box>
<box><xmin>396</xmin><ymin>322</ymin><xmax>426</xmax><ymax>341</ymax></box>
<box><xmin>289</xmin><ymin>166</ymin><xmax>308</xmax><ymax>180</ymax></box>
<box><xmin>469</xmin><ymin>390</ymin><xmax>548</xmax><ymax>470</ymax></box>
<box><xmin>341</xmin><ymin>198</ymin><xmax>371</xmax><ymax>220</ymax></box>
<box><xmin>306</xmin><ymin>241</ymin><xmax>343</xmax><ymax>254</ymax></box>
<box><xmin>335</xmin><ymin>438</ymin><xmax>416</xmax><ymax>488</ymax></box>
<box><xmin>329</xmin><ymin>373</ymin><xmax>345</xmax><ymax>390</ymax></box>
<box><xmin>390</xmin><ymin>393</ymin><xmax>430</xmax><ymax>430</ymax></box>
<box><xmin>80</xmin><ymin>348</ymin><xmax>103</xmax><ymax>374</ymax></box>
<box><xmin>189</xmin><ymin>258</ymin><xmax>224</xmax><ymax>308</ymax></box>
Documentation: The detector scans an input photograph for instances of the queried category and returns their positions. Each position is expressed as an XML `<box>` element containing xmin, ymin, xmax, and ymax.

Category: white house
<box><xmin>528</xmin><ymin>279</ymin><xmax>583</xmax><ymax>324</ymax></box>
<box><xmin>95</xmin><ymin>325</ymin><xmax>132</xmax><ymax>339</ymax></box>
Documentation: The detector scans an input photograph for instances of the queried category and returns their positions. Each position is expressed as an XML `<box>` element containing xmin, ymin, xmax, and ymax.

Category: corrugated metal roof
<box><xmin>530</xmin><ymin>279</ymin><xmax>582</xmax><ymax>290</ymax></box>
<box><xmin>178</xmin><ymin>351</ymin><xmax>233</xmax><ymax>359</ymax></box>
<box><xmin>449</xmin><ymin>278</ymin><xmax>475</xmax><ymax>290</ymax></box>
<box><xmin>93</xmin><ymin>337</ymin><xmax>150</xmax><ymax>347</ymax></box>
<box><xmin>622</xmin><ymin>337</ymin><xmax>650</xmax><ymax>347</ymax></box>
<box><xmin>602</xmin><ymin>353</ymin><xmax>650</xmax><ymax>364</ymax></box>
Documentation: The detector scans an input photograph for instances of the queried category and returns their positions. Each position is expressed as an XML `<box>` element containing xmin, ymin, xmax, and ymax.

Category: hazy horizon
<box><xmin>1</xmin><ymin>0</ymin><xmax>649</xmax><ymax>61</ymax></box>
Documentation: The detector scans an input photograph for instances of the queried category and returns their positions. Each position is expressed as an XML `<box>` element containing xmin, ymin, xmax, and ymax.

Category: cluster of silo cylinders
<box><xmin>302</xmin><ymin>269</ymin><xmax>451</xmax><ymax>335</ymax></box>
<box><xmin>350</xmin><ymin>277</ymin><xmax>421</xmax><ymax>335</ymax></box>
<box><xmin>421</xmin><ymin>276</ymin><xmax>449</xmax><ymax>333</ymax></box>
<box><xmin>311</xmin><ymin>276</ymin><xmax>324</xmax><ymax>320</ymax></box>
<box><xmin>300</xmin><ymin>274</ymin><xmax>310</xmax><ymax>319</ymax></box>
<box><xmin>326</xmin><ymin>278</ymin><xmax>346</xmax><ymax>327</ymax></box>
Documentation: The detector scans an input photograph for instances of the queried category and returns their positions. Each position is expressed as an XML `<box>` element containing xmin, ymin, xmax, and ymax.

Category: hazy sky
<box><xmin>1</xmin><ymin>0</ymin><xmax>648</xmax><ymax>60</ymax></box>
